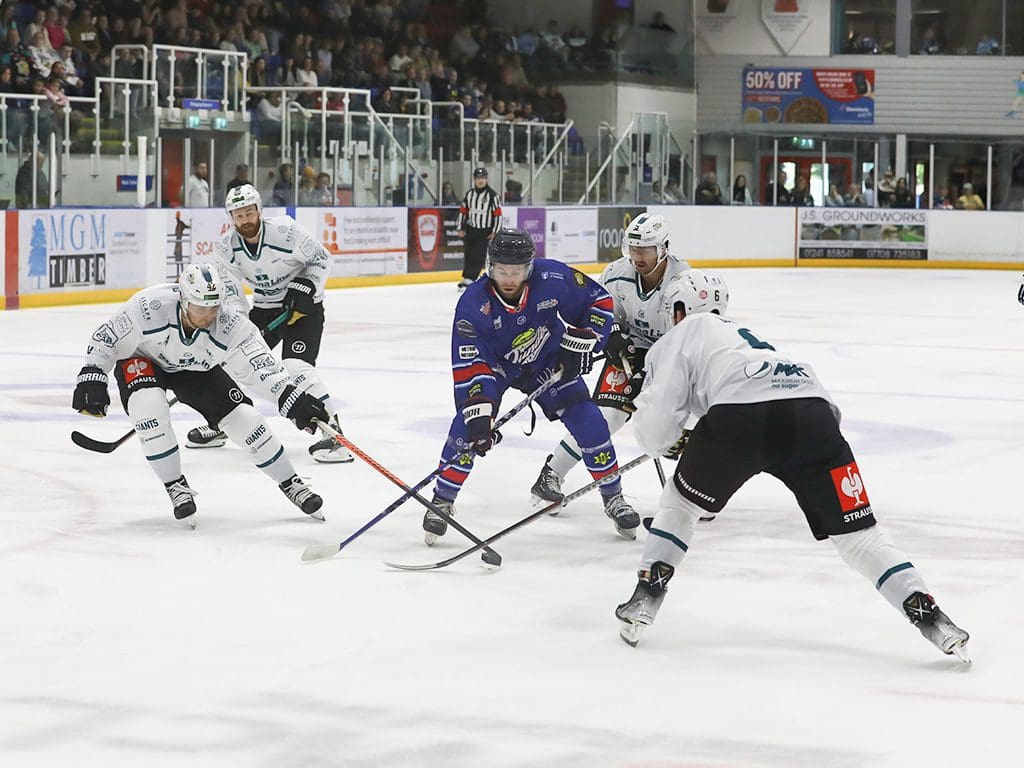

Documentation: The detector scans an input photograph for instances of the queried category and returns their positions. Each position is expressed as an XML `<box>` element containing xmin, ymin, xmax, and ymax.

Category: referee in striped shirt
<box><xmin>456</xmin><ymin>167</ymin><xmax>503</xmax><ymax>290</ymax></box>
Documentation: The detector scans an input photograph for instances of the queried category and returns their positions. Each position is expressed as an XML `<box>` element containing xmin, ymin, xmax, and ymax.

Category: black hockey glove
<box><xmin>1018</xmin><ymin>276</ymin><xmax>1024</xmax><ymax>305</ymax></box>
<box><xmin>664</xmin><ymin>429</ymin><xmax>691</xmax><ymax>460</ymax></box>
<box><xmin>462</xmin><ymin>396</ymin><xmax>501</xmax><ymax>457</ymax></box>
<box><xmin>73</xmin><ymin>365</ymin><xmax>110</xmax><ymax>417</ymax></box>
<box><xmin>282</xmin><ymin>277</ymin><xmax>317</xmax><ymax>318</ymax></box>
<box><xmin>278</xmin><ymin>384</ymin><xmax>329</xmax><ymax>433</ymax></box>
<box><xmin>605</xmin><ymin>326</ymin><xmax>638</xmax><ymax>371</ymax></box>
<box><xmin>558</xmin><ymin>327</ymin><xmax>598</xmax><ymax>381</ymax></box>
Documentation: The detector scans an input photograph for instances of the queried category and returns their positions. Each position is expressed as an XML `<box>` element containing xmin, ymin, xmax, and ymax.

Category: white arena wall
<box><xmin>1</xmin><ymin>205</ymin><xmax>1021</xmax><ymax>310</ymax></box>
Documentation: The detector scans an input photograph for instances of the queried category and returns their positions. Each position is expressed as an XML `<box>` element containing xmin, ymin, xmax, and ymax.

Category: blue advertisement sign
<box><xmin>742</xmin><ymin>67</ymin><xmax>875</xmax><ymax>125</ymax></box>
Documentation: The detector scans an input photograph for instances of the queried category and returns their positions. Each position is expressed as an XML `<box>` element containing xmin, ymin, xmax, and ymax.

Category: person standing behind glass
<box><xmin>824</xmin><ymin>183</ymin><xmax>846</xmax><ymax>207</ymax></box>
<box><xmin>731</xmin><ymin>175</ymin><xmax>753</xmax><ymax>205</ymax></box>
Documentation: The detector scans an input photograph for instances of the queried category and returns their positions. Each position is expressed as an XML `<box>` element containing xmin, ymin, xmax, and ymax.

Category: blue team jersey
<box><xmin>450</xmin><ymin>259</ymin><xmax>615</xmax><ymax>406</ymax></box>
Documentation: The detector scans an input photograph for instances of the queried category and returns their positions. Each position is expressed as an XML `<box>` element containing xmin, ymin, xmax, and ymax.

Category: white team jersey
<box><xmin>213</xmin><ymin>215</ymin><xmax>330</xmax><ymax>309</ymax></box>
<box><xmin>600</xmin><ymin>254</ymin><xmax>691</xmax><ymax>350</ymax></box>
<box><xmin>83</xmin><ymin>284</ymin><xmax>292</xmax><ymax>403</ymax></box>
<box><xmin>632</xmin><ymin>313</ymin><xmax>835</xmax><ymax>456</ymax></box>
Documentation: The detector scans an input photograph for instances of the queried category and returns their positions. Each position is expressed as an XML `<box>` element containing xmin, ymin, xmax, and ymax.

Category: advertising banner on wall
<box><xmin>516</xmin><ymin>207</ymin><xmax>546</xmax><ymax>258</ymax></box>
<box><xmin>798</xmin><ymin>208</ymin><xmax>927</xmax><ymax>260</ymax></box>
<box><xmin>408</xmin><ymin>207</ymin><xmax>465</xmax><ymax>273</ymax></box>
<box><xmin>742</xmin><ymin>67</ymin><xmax>875</xmax><ymax>125</ymax></box>
<box><xmin>297</xmin><ymin>207</ymin><xmax>407</xmax><ymax>277</ymax></box>
<box><xmin>163</xmin><ymin>207</ymin><xmax>288</xmax><ymax>280</ymax></box>
<box><xmin>761</xmin><ymin>0</ymin><xmax>812</xmax><ymax>54</ymax></box>
<box><xmin>597</xmin><ymin>207</ymin><xmax>646</xmax><ymax>263</ymax></box>
<box><xmin>18</xmin><ymin>209</ymin><xmax>146</xmax><ymax>295</ymax></box>
<box><xmin>546</xmin><ymin>207</ymin><xmax>598</xmax><ymax>265</ymax></box>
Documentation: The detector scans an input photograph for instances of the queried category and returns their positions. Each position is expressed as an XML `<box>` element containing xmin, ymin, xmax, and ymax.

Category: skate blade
<box><xmin>950</xmin><ymin>642</ymin><xmax>971</xmax><ymax>664</ymax></box>
<box><xmin>531</xmin><ymin>493</ymin><xmax>563</xmax><ymax>514</ymax></box>
<box><xmin>424</xmin><ymin>531</ymin><xmax>439</xmax><ymax>546</ymax></box>
<box><xmin>185</xmin><ymin>440</ymin><xmax>226</xmax><ymax>449</ymax></box>
<box><xmin>311</xmin><ymin>450</ymin><xmax>356</xmax><ymax>464</ymax></box>
<box><xmin>307</xmin><ymin>510</ymin><xmax>326</xmax><ymax>522</ymax></box>
<box><xmin>618</xmin><ymin>620</ymin><xmax>644</xmax><ymax>647</ymax></box>
<box><xmin>615</xmin><ymin>525</ymin><xmax>638</xmax><ymax>541</ymax></box>
<box><xmin>179</xmin><ymin>516</ymin><xmax>196</xmax><ymax>530</ymax></box>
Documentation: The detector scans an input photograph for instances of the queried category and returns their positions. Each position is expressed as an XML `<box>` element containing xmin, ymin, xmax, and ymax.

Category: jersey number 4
<box><xmin>738</xmin><ymin>328</ymin><xmax>776</xmax><ymax>351</ymax></box>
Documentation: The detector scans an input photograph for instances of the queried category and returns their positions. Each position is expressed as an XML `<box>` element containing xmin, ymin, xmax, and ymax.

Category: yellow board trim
<box><xmin>19</xmin><ymin>288</ymin><xmax>140</xmax><ymax>309</ymax></box>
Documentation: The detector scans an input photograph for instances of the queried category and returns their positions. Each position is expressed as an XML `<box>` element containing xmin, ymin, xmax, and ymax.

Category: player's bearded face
<box><xmin>490</xmin><ymin>263</ymin><xmax>529</xmax><ymax>300</ymax></box>
<box><xmin>629</xmin><ymin>245</ymin><xmax>660</xmax><ymax>275</ymax></box>
<box><xmin>184</xmin><ymin>302</ymin><xmax>219</xmax><ymax>329</ymax></box>
<box><xmin>231</xmin><ymin>206</ymin><xmax>261</xmax><ymax>239</ymax></box>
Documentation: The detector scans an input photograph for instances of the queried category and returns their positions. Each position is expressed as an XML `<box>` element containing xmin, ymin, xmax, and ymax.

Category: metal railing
<box><xmin>150</xmin><ymin>45</ymin><xmax>248</xmax><ymax>112</ymax></box>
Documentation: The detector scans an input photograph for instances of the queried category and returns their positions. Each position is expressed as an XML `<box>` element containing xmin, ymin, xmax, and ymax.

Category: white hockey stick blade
<box><xmin>301</xmin><ymin>543</ymin><xmax>340</xmax><ymax>562</ymax></box>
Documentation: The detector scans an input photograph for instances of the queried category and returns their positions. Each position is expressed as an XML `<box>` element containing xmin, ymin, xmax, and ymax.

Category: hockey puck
<box><xmin>480</xmin><ymin>550</ymin><xmax>502</xmax><ymax>569</ymax></box>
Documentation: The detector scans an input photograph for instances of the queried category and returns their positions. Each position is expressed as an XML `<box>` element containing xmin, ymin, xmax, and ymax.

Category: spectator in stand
<box><xmin>441</xmin><ymin>181</ymin><xmax>460</xmax><ymax>205</ymax></box>
<box><xmin>649</xmin><ymin>12</ymin><xmax>675</xmax><ymax>33</ymax></box>
<box><xmin>3</xmin><ymin>29</ymin><xmax>34</xmax><ymax>92</ymax></box>
<box><xmin>767</xmin><ymin>169</ymin><xmax>791</xmax><ymax>205</ymax></box>
<box><xmin>695</xmin><ymin>172</ymin><xmax>723</xmax><ymax>205</ymax></box>
<box><xmin>933</xmin><ymin>184</ymin><xmax>954</xmax><ymax>209</ymax></box>
<box><xmin>920</xmin><ymin>25</ymin><xmax>943</xmax><ymax>55</ymax></box>
<box><xmin>540</xmin><ymin>20</ymin><xmax>569</xmax><ymax>66</ymax></box>
<box><xmin>186</xmin><ymin>160</ymin><xmax>210</xmax><ymax>208</ymax></box>
<box><xmin>295</xmin><ymin>56</ymin><xmax>318</xmax><ymax>89</ymax></box>
<box><xmin>44</xmin><ymin>8</ymin><xmax>68</xmax><ymax>52</ymax></box>
<box><xmin>665</xmin><ymin>178</ymin><xmax>685</xmax><ymax>204</ymax></box>
<box><xmin>790</xmin><ymin>175</ymin><xmax>814</xmax><ymax>206</ymax></box>
<box><xmin>878</xmin><ymin>169</ymin><xmax>896</xmax><ymax>207</ymax></box>
<box><xmin>731</xmin><ymin>174</ymin><xmax>753</xmax><ymax>205</ymax></box>
<box><xmin>271</xmin><ymin>162</ymin><xmax>294</xmax><ymax>206</ymax></box>
<box><xmin>57</xmin><ymin>45</ymin><xmax>82</xmax><ymax>93</ymax></box>
<box><xmin>862</xmin><ymin>171</ymin><xmax>877</xmax><ymax>207</ymax></box>
<box><xmin>956</xmin><ymin>182</ymin><xmax>985</xmax><ymax>210</ymax></box>
<box><xmin>892</xmin><ymin>177</ymin><xmax>915</xmax><ymax>208</ymax></box>
<box><xmin>824</xmin><ymin>183</ymin><xmax>846</xmax><ymax>207</ymax></box>
<box><xmin>15</xmin><ymin>151</ymin><xmax>48</xmax><ymax>209</ymax></box>
<box><xmin>976</xmin><ymin>33</ymin><xmax>1000</xmax><ymax>55</ymax></box>
<box><xmin>511</xmin><ymin>26</ymin><xmax>539</xmax><ymax>58</ymax></box>
<box><xmin>298</xmin><ymin>166</ymin><xmax>317</xmax><ymax>206</ymax></box>
<box><xmin>44</xmin><ymin>73</ymin><xmax>82</xmax><ymax>140</ymax></box>
<box><xmin>225</xmin><ymin>164</ymin><xmax>250</xmax><ymax>195</ymax></box>
<box><xmin>29</xmin><ymin>30</ymin><xmax>59</xmax><ymax>77</ymax></box>
<box><xmin>68</xmin><ymin>7</ymin><xmax>100</xmax><ymax>63</ymax></box>
<box><xmin>450</xmin><ymin>25</ymin><xmax>479</xmax><ymax>62</ymax></box>
<box><xmin>844</xmin><ymin>182</ymin><xmax>866</xmax><ymax>207</ymax></box>
<box><xmin>312</xmin><ymin>172</ymin><xmax>334</xmax><ymax>206</ymax></box>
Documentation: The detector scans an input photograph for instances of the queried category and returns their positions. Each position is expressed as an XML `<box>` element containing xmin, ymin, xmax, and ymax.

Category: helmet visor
<box><xmin>488</xmin><ymin>261</ymin><xmax>532</xmax><ymax>283</ymax></box>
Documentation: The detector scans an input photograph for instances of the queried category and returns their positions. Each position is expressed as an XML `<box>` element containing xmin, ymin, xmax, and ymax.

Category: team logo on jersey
<box><xmin>292</xmin><ymin>341</ymin><xmax>307</xmax><ymax>354</ymax></box>
<box><xmin>122</xmin><ymin>357</ymin><xmax>156</xmax><ymax>385</ymax></box>
<box><xmin>505</xmin><ymin>326</ymin><xmax>551</xmax><ymax>366</ymax></box>
<box><xmin>228</xmin><ymin>388</ymin><xmax>244</xmax><ymax>404</ymax></box>
<box><xmin>699</xmin><ymin>289</ymin><xmax>708</xmax><ymax>300</ymax></box>
<box><xmin>744</xmin><ymin>361</ymin><xmax>772</xmax><ymax>379</ymax></box>
<box><xmin>456</xmin><ymin>319</ymin><xmax>477</xmax><ymax>338</ymax></box>
<box><xmin>572</xmin><ymin>270</ymin><xmax>586</xmax><ymax>287</ymax></box>
<box><xmin>516</xmin><ymin>314</ymin><xmax>526</xmax><ymax>325</ymax></box>
<box><xmin>602</xmin><ymin>367</ymin><xmax>628</xmax><ymax>393</ymax></box>
<box><xmin>149</xmin><ymin>300</ymin><xmax>161</xmax><ymax>310</ymax></box>
<box><xmin>91</xmin><ymin>324</ymin><xmax>117</xmax><ymax>346</ymax></box>
<box><xmin>458</xmin><ymin>345</ymin><xmax>478</xmax><ymax>360</ymax></box>
<box><xmin>830</xmin><ymin>462</ymin><xmax>869</xmax><ymax>513</ymax></box>
<box><xmin>537</xmin><ymin>298</ymin><xmax>558</xmax><ymax>310</ymax></box>
<box><xmin>249</xmin><ymin>353</ymin><xmax>277</xmax><ymax>371</ymax></box>
<box><xmin>480</xmin><ymin>302</ymin><xmax>491</xmax><ymax>316</ymax></box>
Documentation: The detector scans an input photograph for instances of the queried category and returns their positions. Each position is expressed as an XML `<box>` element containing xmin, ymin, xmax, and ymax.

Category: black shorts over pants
<box><xmin>114</xmin><ymin>356</ymin><xmax>254</xmax><ymax>427</ymax></box>
<box><xmin>249</xmin><ymin>303</ymin><xmax>324</xmax><ymax>365</ymax></box>
<box><xmin>673</xmin><ymin>397</ymin><xmax>876</xmax><ymax>540</ymax></box>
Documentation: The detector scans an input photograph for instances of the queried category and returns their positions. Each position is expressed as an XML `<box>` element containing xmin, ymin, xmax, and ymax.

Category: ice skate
<box><xmin>186</xmin><ymin>425</ymin><xmax>227</xmax><ymax>449</ymax></box>
<box><xmin>308</xmin><ymin>416</ymin><xmax>355</xmax><ymax>464</ymax></box>
<box><xmin>603</xmin><ymin>492</ymin><xmax>640</xmax><ymax>539</ymax></box>
<box><xmin>531</xmin><ymin>454</ymin><xmax>565</xmax><ymax>511</ymax></box>
<box><xmin>165</xmin><ymin>475</ymin><xmax>198</xmax><ymax>529</ymax></box>
<box><xmin>903</xmin><ymin>592</ymin><xmax>971</xmax><ymax>663</ymax></box>
<box><xmin>423</xmin><ymin>494</ymin><xmax>454</xmax><ymax>546</ymax></box>
<box><xmin>280</xmin><ymin>475</ymin><xmax>325</xmax><ymax>521</ymax></box>
<box><xmin>615</xmin><ymin>562</ymin><xmax>674</xmax><ymax>647</ymax></box>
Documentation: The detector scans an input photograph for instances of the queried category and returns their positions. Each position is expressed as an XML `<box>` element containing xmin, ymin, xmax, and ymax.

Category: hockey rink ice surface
<box><xmin>1</xmin><ymin>268</ymin><xmax>1022</xmax><ymax>768</ymax></box>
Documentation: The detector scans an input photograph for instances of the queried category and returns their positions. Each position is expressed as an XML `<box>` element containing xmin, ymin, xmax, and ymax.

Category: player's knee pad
<box><xmin>126</xmin><ymin>385</ymin><xmax>171</xmax><ymax>420</ymax></box>
<box><xmin>220</xmin><ymin>404</ymin><xmax>294</xmax><ymax>481</ymax></box>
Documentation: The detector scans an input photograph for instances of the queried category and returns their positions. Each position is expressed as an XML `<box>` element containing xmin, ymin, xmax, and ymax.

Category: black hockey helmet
<box><xmin>473</xmin><ymin>166</ymin><xmax>488</xmax><ymax>179</ymax></box>
<box><xmin>486</xmin><ymin>228</ymin><xmax>536</xmax><ymax>282</ymax></box>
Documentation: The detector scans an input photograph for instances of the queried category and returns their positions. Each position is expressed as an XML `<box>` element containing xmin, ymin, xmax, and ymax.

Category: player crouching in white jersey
<box><xmin>72</xmin><ymin>264</ymin><xmax>331</xmax><ymax>528</ymax></box>
<box><xmin>614</xmin><ymin>276</ymin><xmax>970</xmax><ymax>662</ymax></box>
<box><xmin>186</xmin><ymin>184</ymin><xmax>354</xmax><ymax>464</ymax></box>
<box><xmin>532</xmin><ymin>212</ymin><xmax>696</xmax><ymax>503</ymax></box>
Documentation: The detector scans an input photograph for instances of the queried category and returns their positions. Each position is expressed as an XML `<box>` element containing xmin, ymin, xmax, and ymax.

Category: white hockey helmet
<box><xmin>179</xmin><ymin>263</ymin><xmax>225</xmax><ymax>308</ymax></box>
<box><xmin>621</xmin><ymin>212</ymin><xmax>670</xmax><ymax>262</ymax></box>
<box><xmin>663</xmin><ymin>270</ymin><xmax>729</xmax><ymax>319</ymax></box>
<box><xmin>225</xmin><ymin>183</ymin><xmax>262</xmax><ymax>216</ymax></box>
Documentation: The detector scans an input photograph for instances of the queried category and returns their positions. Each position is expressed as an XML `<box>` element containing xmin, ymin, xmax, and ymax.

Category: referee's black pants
<box><xmin>462</xmin><ymin>227</ymin><xmax>490</xmax><ymax>280</ymax></box>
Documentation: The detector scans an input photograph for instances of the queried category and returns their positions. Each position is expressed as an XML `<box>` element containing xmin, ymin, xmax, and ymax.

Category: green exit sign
<box><xmin>213</xmin><ymin>117</ymin><xmax>228</xmax><ymax>130</ymax></box>
<box><xmin>186</xmin><ymin>115</ymin><xmax>202</xmax><ymax>129</ymax></box>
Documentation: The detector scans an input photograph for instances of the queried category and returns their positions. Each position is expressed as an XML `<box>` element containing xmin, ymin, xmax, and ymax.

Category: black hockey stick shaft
<box><xmin>70</xmin><ymin>310</ymin><xmax>290</xmax><ymax>454</ymax></box>
<box><xmin>301</xmin><ymin>371</ymin><xmax>561</xmax><ymax>562</ymax></box>
<box><xmin>653</xmin><ymin>458</ymin><xmax>666</xmax><ymax>487</ymax></box>
<box><xmin>385</xmin><ymin>453</ymin><xmax>651</xmax><ymax>571</ymax></box>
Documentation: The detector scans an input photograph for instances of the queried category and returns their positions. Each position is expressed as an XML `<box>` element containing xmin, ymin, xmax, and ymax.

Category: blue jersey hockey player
<box><xmin>423</xmin><ymin>228</ymin><xmax>641</xmax><ymax>545</ymax></box>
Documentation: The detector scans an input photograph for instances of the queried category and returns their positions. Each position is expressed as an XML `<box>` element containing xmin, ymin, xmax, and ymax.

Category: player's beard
<box><xmin>236</xmin><ymin>221</ymin><xmax>261</xmax><ymax>240</ymax></box>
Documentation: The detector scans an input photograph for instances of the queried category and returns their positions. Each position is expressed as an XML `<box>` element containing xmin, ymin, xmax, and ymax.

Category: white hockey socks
<box><xmin>831</xmin><ymin>525</ymin><xmax>930</xmax><ymax>614</ymax></box>
<box><xmin>127</xmin><ymin>388</ymin><xmax>182</xmax><ymax>484</ymax></box>
<box><xmin>549</xmin><ymin>407</ymin><xmax>630</xmax><ymax>478</ymax></box>
<box><xmin>639</xmin><ymin>480</ymin><xmax>702</xmax><ymax>572</ymax></box>
<box><xmin>283</xmin><ymin>359</ymin><xmax>337</xmax><ymax>418</ymax></box>
<box><xmin>220</xmin><ymin>404</ymin><xmax>297</xmax><ymax>485</ymax></box>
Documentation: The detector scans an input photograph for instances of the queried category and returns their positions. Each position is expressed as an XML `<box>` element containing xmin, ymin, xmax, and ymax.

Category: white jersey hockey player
<box><xmin>72</xmin><ymin>263</ymin><xmax>331</xmax><ymax>527</ymax></box>
<box><xmin>531</xmin><ymin>212</ymin><xmax>698</xmax><ymax>503</ymax></box>
<box><xmin>186</xmin><ymin>183</ymin><xmax>353</xmax><ymax>463</ymax></box>
<box><xmin>613</xmin><ymin>276</ymin><xmax>970</xmax><ymax>662</ymax></box>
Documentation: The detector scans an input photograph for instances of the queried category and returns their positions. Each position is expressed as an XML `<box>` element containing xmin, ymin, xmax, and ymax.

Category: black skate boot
<box><xmin>531</xmin><ymin>454</ymin><xmax>565</xmax><ymax>510</ymax></box>
<box><xmin>903</xmin><ymin>592</ymin><xmax>970</xmax><ymax>663</ymax></box>
<box><xmin>280</xmin><ymin>475</ymin><xmax>325</xmax><ymax>521</ymax></box>
<box><xmin>603</xmin><ymin>492</ymin><xmax>640</xmax><ymax>539</ymax></box>
<box><xmin>308</xmin><ymin>415</ymin><xmax>355</xmax><ymax>464</ymax></box>
<box><xmin>423</xmin><ymin>494</ymin><xmax>454</xmax><ymax>546</ymax></box>
<box><xmin>185</xmin><ymin>424</ymin><xmax>227</xmax><ymax>449</ymax></box>
<box><xmin>164</xmin><ymin>475</ymin><xmax>197</xmax><ymax>529</ymax></box>
<box><xmin>615</xmin><ymin>561</ymin><xmax>675</xmax><ymax>647</ymax></box>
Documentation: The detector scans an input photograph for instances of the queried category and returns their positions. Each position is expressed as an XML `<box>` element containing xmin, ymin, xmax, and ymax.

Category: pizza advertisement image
<box><xmin>742</xmin><ymin>67</ymin><xmax>875</xmax><ymax>125</ymax></box>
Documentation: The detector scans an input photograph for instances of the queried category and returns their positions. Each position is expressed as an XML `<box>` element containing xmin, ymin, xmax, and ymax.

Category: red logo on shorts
<box><xmin>123</xmin><ymin>357</ymin><xmax>153</xmax><ymax>384</ymax></box>
<box><xmin>830</xmin><ymin>461</ymin><xmax>869</xmax><ymax>513</ymax></box>
<box><xmin>599</xmin><ymin>365</ymin><xmax>628</xmax><ymax>394</ymax></box>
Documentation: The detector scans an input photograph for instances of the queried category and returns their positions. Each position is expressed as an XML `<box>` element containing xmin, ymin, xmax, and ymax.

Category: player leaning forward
<box><xmin>187</xmin><ymin>183</ymin><xmax>353</xmax><ymax>463</ymax></box>
<box><xmin>425</xmin><ymin>228</ymin><xmax>640</xmax><ymax>544</ymax></box>
<box><xmin>72</xmin><ymin>264</ymin><xmax>331</xmax><ymax>526</ymax></box>
<box><xmin>615</xmin><ymin>279</ymin><xmax>970</xmax><ymax>661</ymax></box>
<box><xmin>533</xmin><ymin>212</ymin><xmax>694</xmax><ymax>502</ymax></box>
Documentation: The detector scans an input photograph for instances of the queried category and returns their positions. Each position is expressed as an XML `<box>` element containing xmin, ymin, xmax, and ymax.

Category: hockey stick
<box><xmin>384</xmin><ymin>453</ymin><xmax>651</xmax><ymax>571</ymax></box>
<box><xmin>309</xmin><ymin>420</ymin><xmax>503</xmax><ymax>566</ymax></box>
<box><xmin>70</xmin><ymin>310</ymin><xmax>291</xmax><ymax>454</ymax></box>
<box><xmin>301</xmin><ymin>371</ymin><xmax>562</xmax><ymax>564</ymax></box>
